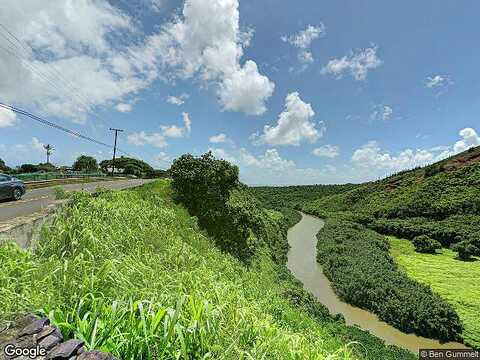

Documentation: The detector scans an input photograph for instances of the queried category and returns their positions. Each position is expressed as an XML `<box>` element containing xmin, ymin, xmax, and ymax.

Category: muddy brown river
<box><xmin>287</xmin><ymin>212</ymin><xmax>467</xmax><ymax>354</ymax></box>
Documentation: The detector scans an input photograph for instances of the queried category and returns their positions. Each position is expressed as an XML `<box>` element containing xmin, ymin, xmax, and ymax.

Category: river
<box><xmin>287</xmin><ymin>212</ymin><xmax>467</xmax><ymax>354</ymax></box>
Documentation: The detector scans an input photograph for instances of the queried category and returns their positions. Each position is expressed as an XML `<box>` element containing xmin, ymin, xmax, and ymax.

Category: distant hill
<box><xmin>304</xmin><ymin>146</ymin><xmax>480</xmax><ymax>221</ymax></box>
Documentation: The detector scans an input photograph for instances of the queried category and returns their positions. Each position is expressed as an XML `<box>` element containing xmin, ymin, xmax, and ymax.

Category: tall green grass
<box><xmin>0</xmin><ymin>181</ymin><xmax>412</xmax><ymax>359</ymax></box>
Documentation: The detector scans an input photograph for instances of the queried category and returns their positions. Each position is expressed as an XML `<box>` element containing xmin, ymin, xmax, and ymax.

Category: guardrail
<box><xmin>15</xmin><ymin>172</ymin><xmax>107</xmax><ymax>181</ymax></box>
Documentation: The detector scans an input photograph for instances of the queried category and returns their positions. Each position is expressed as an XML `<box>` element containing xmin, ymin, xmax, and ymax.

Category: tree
<box><xmin>413</xmin><ymin>235</ymin><xmax>442</xmax><ymax>254</ymax></box>
<box><xmin>19</xmin><ymin>164</ymin><xmax>38</xmax><ymax>173</ymax></box>
<box><xmin>0</xmin><ymin>158</ymin><xmax>10</xmax><ymax>172</ymax></box>
<box><xmin>169</xmin><ymin>152</ymin><xmax>239</xmax><ymax>216</ymax></box>
<box><xmin>43</xmin><ymin>144</ymin><xmax>54</xmax><ymax>164</ymax></box>
<box><xmin>72</xmin><ymin>155</ymin><xmax>98</xmax><ymax>172</ymax></box>
<box><xmin>99</xmin><ymin>157</ymin><xmax>154</xmax><ymax>177</ymax></box>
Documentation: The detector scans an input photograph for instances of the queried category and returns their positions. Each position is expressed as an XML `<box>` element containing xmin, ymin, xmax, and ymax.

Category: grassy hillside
<box><xmin>390</xmin><ymin>237</ymin><xmax>480</xmax><ymax>348</ymax></box>
<box><xmin>304</xmin><ymin>146</ymin><xmax>480</xmax><ymax>254</ymax></box>
<box><xmin>299</xmin><ymin>146</ymin><xmax>480</xmax><ymax>347</ymax></box>
<box><xmin>304</xmin><ymin>146</ymin><xmax>480</xmax><ymax>220</ymax></box>
<box><xmin>0</xmin><ymin>180</ymin><xmax>413</xmax><ymax>359</ymax></box>
<box><xmin>251</xmin><ymin>184</ymin><xmax>357</xmax><ymax>227</ymax></box>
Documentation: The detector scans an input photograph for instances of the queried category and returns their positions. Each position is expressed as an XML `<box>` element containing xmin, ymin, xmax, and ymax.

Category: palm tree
<box><xmin>43</xmin><ymin>144</ymin><xmax>54</xmax><ymax>164</ymax></box>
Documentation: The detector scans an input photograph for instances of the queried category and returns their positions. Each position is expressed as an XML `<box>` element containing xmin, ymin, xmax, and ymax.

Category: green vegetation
<box><xmin>251</xmin><ymin>183</ymin><xmax>356</xmax><ymax>230</ymax></box>
<box><xmin>53</xmin><ymin>186</ymin><xmax>69</xmax><ymax>200</ymax></box>
<box><xmin>72</xmin><ymin>155</ymin><xmax>99</xmax><ymax>172</ymax></box>
<box><xmin>296</xmin><ymin>147</ymin><xmax>480</xmax><ymax>346</ymax></box>
<box><xmin>0</xmin><ymin>158</ymin><xmax>10</xmax><ymax>172</ymax></box>
<box><xmin>303</xmin><ymin>147</ymin><xmax>480</xmax><ymax>260</ymax></box>
<box><xmin>252</xmin><ymin>184</ymin><xmax>357</xmax><ymax>210</ymax></box>
<box><xmin>170</xmin><ymin>152</ymin><xmax>288</xmax><ymax>263</ymax></box>
<box><xmin>99</xmin><ymin>156</ymin><xmax>160</xmax><ymax>178</ymax></box>
<box><xmin>412</xmin><ymin>235</ymin><xmax>442</xmax><ymax>254</ymax></box>
<box><xmin>0</xmin><ymin>180</ymin><xmax>413</xmax><ymax>359</ymax></box>
<box><xmin>316</xmin><ymin>219</ymin><xmax>463</xmax><ymax>342</ymax></box>
<box><xmin>390</xmin><ymin>237</ymin><xmax>480</xmax><ymax>348</ymax></box>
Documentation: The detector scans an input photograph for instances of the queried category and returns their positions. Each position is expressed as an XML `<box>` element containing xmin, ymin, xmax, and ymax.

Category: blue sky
<box><xmin>0</xmin><ymin>0</ymin><xmax>479</xmax><ymax>185</ymax></box>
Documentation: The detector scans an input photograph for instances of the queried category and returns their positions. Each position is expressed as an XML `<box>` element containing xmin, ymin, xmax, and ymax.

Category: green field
<box><xmin>389</xmin><ymin>237</ymin><xmax>480</xmax><ymax>348</ymax></box>
<box><xmin>0</xmin><ymin>180</ymin><xmax>413</xmax><ymax>359</ymax></box>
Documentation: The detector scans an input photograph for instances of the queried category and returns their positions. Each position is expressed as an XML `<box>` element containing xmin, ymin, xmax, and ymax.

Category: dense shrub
<box><xmin>452</xmin><ymin>241</ymin><xmax>479</xmax><ymax>261</ymax></box>
<box><xmin>316</xmin><ymin>219</ymin><xmax>464</xmax><ymax>342</ymax></box>
<box><xmin>170</xmin><ymin>152</ymin><xmax>288</xmax><ymax>262</ymax></box>
<box><xmin>412</xmin><ymin>235</ymin><xmax>442</xmax><ymax>254</ymax></box>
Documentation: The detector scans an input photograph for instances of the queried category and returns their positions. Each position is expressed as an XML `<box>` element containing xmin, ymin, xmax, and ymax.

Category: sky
<box><xmin>0</xmin><ymin>0</ymin><xmax>480</xmax><ymax>185</ymax></box>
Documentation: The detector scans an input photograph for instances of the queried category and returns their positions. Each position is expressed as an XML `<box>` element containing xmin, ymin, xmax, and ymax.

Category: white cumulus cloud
<box><xmin>127</xmin><ymin>132</ymin><xmax>167</xmax><ymax>148</ymax></box>
<box><xmin>282</xmin><ymin>24</ymin><xmax>325</xmax><ymax>70</ymax></box>
<box><xmin>282</xmin><ymin>24</ymin><xmax>325</xmax><ymax>49</ymax></box>
<box><xmin>115</xmin><ymin>103</ymin><xmax>133</xmax><ymax>113</ymax></box>
<box><xmin>128</xmin><ymin>112</ymin><xmax>191</xmax><ymax>148</ymax></box>
<box><xmin>0</xmin><ymin>0</ymin><xmax>273</xmax><ymax>121</ymax></box>
<box><xmin>161</xmin><ymin>112</ymin><xmax>191</xmax><ymax>138</ymax></box>
<box><xmin>142</xmin><ymin>0</ymin><xmax>274</xmax><ymax>115</ymax></box>
<box><xmin>218</xmin><ymin>61</ymin><xmax>274</xmax><ymax>115</ymax></box>
<box><xmin>254</xmin><ymin>92</ymin><xmax>324</xmax><ymax>146</ymax></box>
<box><xmin>209</xmin><ymin>133</ymin><xmax>228</xmax><ymax>143</ymax></box>
<box><xmin>453</xmin><ymin>128</ymin><xmax>480</xmax><ymax>153</ymax></box>
<box><xmin>322</xmin><ymin>46</ymin><xmax>382</xmax><ymax>80</ymax></box>
<box><xmin>312</xmin><ymin>145</ymin><xmax>340</xmax><ymax>158</ymax></box>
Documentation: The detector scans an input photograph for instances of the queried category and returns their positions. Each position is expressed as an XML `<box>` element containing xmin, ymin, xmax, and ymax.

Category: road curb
<box><xmin>0</xmin><ymin>199</ymin><xmax>69</xmax><ymax>249</ymax></box>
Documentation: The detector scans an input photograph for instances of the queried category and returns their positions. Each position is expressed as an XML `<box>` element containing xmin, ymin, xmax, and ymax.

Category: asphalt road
<box><xmin>0</xmin><ymin>178</ymin><xmax>153</xmax><ymax>224</ymax></box>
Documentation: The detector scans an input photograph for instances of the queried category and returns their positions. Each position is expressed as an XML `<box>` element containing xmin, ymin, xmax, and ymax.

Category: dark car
<box><xmin>0</xmin><ymin>173</ymin><xmax>26</xmax><ymax>201</ymax></box>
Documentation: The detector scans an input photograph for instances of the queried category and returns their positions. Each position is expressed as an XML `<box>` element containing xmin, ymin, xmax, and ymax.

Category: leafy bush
<box><xmin>53</xmin><ymin>186</ymin><xmax>69</xmax><ymax>200</ymax></box>
<box><xmin>412</xmin><ymin>235</ymin><xmax>442</xmax><ymax>254</ymax></box>
<box><xmin>452</xmin><ymin>241</ymin><xmax>479</xmax><ymax>261</ymax></box>
<box><xmin>170</xmin><ymin>152</ymin><xmax>287</xmax><ymax>262</ymax></box>
<box><xmin>316</xmin><ymin>219</ymin><xmax>464</xmax><ymax>342</ymax></box>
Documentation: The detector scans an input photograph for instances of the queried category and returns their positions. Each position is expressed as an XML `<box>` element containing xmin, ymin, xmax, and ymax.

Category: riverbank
<box><xmin>287</xmin><ymin>212</ymin><xmax>467</xmax><ymax>353</ymax></box>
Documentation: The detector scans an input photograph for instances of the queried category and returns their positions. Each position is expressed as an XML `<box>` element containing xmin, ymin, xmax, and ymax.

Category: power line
<box><xmin>0</xmin><ymin>22</ymin><xmax>116</xmax><ymax>129</ymax></box>
<box><xmin>0</xmin><ymin>102</ymin><xmax>136</xmax><ymax>158</ymax></box>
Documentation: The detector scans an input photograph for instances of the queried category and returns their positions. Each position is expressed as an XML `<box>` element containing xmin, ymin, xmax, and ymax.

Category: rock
<box><xmin>46</xmin><ymin>340</ymin><xmax>84</xmax><ymax>359</ymax></box>
<box><xmin>16</xmin><ymin>336</ymin><xmax>35</xmax><ymax>349</ymax></box>
<box><xmin>16</xmin><ymin>315</ymin><xmax>38</xmax><ymax>330</ymax></box>
<box><xmin>35</xmin><ymin>327</ymin><xmax>63</xmax><ymax>343</ymax></box>
<box><xmin>77</xmin><ymin>351</ymin><xmax>116</xmax><ymax>360</ymax></box>
<box><xmin>18</xmin><ymin>318</ymin><xmax>49</xmax><ymax>337</ymax></box>
<box><xmin>38</xmin><ymin>334</ymin><xmax>62</xmax><ymax>351</ymax></box>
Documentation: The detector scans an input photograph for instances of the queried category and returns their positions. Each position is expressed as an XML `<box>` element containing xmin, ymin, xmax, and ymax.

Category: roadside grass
<box><xmin>0</xmin><ymin>180</ymin><xmax>410</xmax><ymax>359</ymax></box>
<box><xmin>389</xmin><ymin>236</ymin><xmax>480</xmax><ymax>348</ymax></box>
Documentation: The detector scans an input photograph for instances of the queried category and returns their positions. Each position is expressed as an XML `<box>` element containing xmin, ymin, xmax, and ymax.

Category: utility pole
<box><xmin>109</xmin><ymin>128</ymin><xmax>124</xmax><ymax>177</ymax></box>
